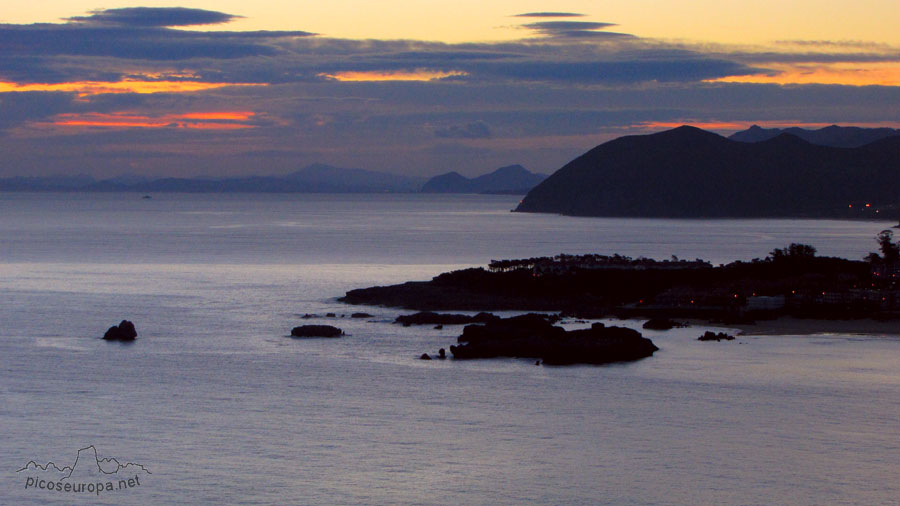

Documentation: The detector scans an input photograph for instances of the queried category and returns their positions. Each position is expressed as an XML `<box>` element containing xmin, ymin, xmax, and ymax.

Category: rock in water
<box><xmin>697</xmin><ymin>331</ymin><xmax>735</xmax><ymax>342</ymax></box>
<box><xmin>642</xmin><ymin>318</ymin><xmax>684</xmax><ymax>330</ymax></box>
<box><xmin>290</xmin><ymin>325</ymin><xmax>343</xmax><ymax>338</ymax></box>
<box><xmin>102</xmin><ymin>320</ymin><xmax>137</xmax><ymax>341</ymax></box>
<box><xmin>449</xmin><ymin>315</ymin><xmax>658</xmax><ymax>365</ymax></box>
<box><xmin>394</xmin><ymin>311</ymin><xmax>500</xmax><ymax>326</ymax></box>
<box><xmin>420</xmin><ymin>353</ymin><xmax>432</xmax><ymax>360</ymax></box>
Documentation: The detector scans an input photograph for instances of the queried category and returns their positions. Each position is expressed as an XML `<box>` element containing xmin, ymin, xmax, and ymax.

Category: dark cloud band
<box><xmin>67</xmin><ymin>7</ymin><xmax>240</xmax><ymax>27</ymax></box>
<box><xmin>523</xmin><ymin>21</ymin><xmax>618</xmax><ymax>31</ymax></box>
<box><xmin>513</xmin><ymin>12</ymin><xmax>585</xmax><ymax>18</ymax></box>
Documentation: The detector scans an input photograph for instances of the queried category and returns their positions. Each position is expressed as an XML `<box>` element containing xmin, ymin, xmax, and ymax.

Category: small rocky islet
<box><xmin>394</xmin><ymin>311</ymin><xmax>501</xmax><ymax>326</ymax></box>
<box><xmin>449</xmin><ymin>313</ymin><xmax>658</xmax><ymax>365</ymax></box>
<box><xmin>698</xmin><ymin>331</ymin><xmax>736</xmax><ymax>342</ymax></box>
<box><xmin>642</xmin><ymin>318</ymin><xmax>686</xmax><ymax>330</ymax></box>
<box><xmin>102</xmin><ymin>320</ymin><xmax>137</xmax><ymax>341</ymax></box>
<box><xmin>389</xmin><ymin>310</ymin><xmax>657</xmax><ymax>365</ymax></box>
<box><xmin>290</xmin><ymin>325</ymin><xmax>343</xmax><ymax>338</ymax></box>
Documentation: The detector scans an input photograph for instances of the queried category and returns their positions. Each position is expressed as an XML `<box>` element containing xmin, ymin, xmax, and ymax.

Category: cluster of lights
<box><xmin>847</xmin><ymin>203</ymin><xmax>881</xmax><ymax>213</ymax></box>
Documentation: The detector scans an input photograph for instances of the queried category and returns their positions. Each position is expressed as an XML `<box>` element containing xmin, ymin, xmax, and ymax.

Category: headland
<box><xmin>341</xmin><ymin>239</ymin><xmax>900</xmax><ymax>334</ymax></box>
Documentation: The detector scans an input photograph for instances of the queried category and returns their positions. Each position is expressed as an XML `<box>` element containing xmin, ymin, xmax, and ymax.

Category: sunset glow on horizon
<box><xmin>318</xmin><ymin>70</ymin><xmax>468</xmax><ymax>82</ymax></box>
<box><xmin>710</xmin><ymin>62</ymin><xmax>900</xmax><ymax>87</ymax></box>
<box><xmin>43</xmin><ymin>112</ymin><xmax>257</xmax><ymax>130</ymax></box>
<box><xmin>0</xmin><ymin>80</ymin><xmax>266</xmax><ymax>97</ymax></box>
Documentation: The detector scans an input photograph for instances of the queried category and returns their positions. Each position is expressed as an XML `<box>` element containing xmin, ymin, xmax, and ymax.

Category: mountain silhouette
<box><xmin>18</xmin><ymin>445</ymin><xmax>151</xmax><ymax>479</ymax></box>
<box><xmin>515</xmin><ymin>125</ymin><xmax>900</xmax><ymax>218</ymax></box>
<box><xmin>730</xmin><ymin>124</ymin><xmax>900</xmax><ymax>148</ymax></box>
<box><xmin>0</xmin><ymin>174</ymin><xmax>97</xmax><ymax>191</ymax></box>
<box><xmin>280</xmin><ymin>163</ymin><xmax>424</xmax><ymax>192</ymax></box>
<box><xmin>0</xmin><ymin>164</ymin><xmax>424</xmax><ymax>193</ymax></box>
<box><xmin>421</xmin><ymin>164</ymin><xmax>547</xmax><ymax>194</ymax></box>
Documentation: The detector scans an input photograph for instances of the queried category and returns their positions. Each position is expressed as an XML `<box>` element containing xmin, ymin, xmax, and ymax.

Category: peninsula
<box><xmin>341</xmin><ymin>236</ymin><xmax>900</xmax><ymax>325</ymax></box>
<box><xmin>514</xmin><ymin>125</ymin><xmax>900</xmax><ymax>219</ymax></box>
<box><xmin>421</xmin><ymin>165</ymin><xmax>547</xmax><ymax>194</ymax></box>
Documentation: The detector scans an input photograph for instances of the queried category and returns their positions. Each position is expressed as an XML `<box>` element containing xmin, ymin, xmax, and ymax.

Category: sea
<box><xmin>1</xmin><ymin>192</ymin><xmax>898</xmax><ymax>505</ymax></box>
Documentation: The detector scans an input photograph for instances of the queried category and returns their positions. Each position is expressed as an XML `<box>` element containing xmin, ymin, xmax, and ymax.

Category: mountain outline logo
<box><xmin>18</xmin><ymin>445</ymin><xmax>151</xmax><ymax>480</ymax></box>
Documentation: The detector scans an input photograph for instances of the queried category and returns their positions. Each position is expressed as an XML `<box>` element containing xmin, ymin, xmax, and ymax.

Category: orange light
<box><xmin>44</xmin><ymin>111</ymin><xmax>256</xmax><ymax>130</ymax></box>
<box><xmin>179</xmin><ymin>111</ymin><xmax>255</xmax><ymax>121</ymax></box>
<box><xmin>866</xmin><ymin>203</ymin><xmax>872</xmax><ymax>207</ymax></box>
<box><xmin>318</xmin><ymin>70</ymin><xmax>466</xmax><ymax>82</ymax></box>
<box><xmin>707</xmin><ymin>62</ymin><xmax>900</xmax><ymax>87</ymax></box>
<box><xmin>0</xmin><ymin>80</ymin><xmax>265</xmax><ymax>97</ymax></box>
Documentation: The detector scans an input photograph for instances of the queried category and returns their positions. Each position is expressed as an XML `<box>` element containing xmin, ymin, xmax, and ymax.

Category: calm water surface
<box><xmin>1</xmin><ymin>193</ymin><xmax>898</xmax><ymax>505</ymax></box>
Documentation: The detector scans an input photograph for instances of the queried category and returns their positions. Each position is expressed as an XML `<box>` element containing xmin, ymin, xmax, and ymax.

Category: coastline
<box><xmin>716</xmin><ymin>316</ymin><xmax>900</xmax><ymax>337</ymax></box>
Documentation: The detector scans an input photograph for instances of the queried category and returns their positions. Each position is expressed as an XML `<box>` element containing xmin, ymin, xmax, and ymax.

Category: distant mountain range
<box><xmin>0</xmin><ymin>174</ymin><xmax>98</xmax><ymax>191</ymax></box>
<box><xmin>730</xmin><ymin>124</ymin><xmax>900</xmax><ymax>148</ymax></box>
<box><xmin>0</xmin><ymin>163</ymin><xmax>546</xmax><ymax>194</ymax></box>
<box><xmin>420</xmin><ymin>165</ymin><xmax>547</xmax><ymax>194</ymax></box>
<box><xmin>0</xmin><ymin>164</ymin><xmax>426</xmax><ymax>193</ymax></box>
<box><xmin>516</xmin><ymin>125</ymin><xmax>900</xmax><ymax>218</ymax></box>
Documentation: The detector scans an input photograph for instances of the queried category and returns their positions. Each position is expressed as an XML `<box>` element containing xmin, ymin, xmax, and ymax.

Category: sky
<box><xmin>2</xmin><ymin>1</ymin><xmax>900</xmax><ymax>178</ymax></box>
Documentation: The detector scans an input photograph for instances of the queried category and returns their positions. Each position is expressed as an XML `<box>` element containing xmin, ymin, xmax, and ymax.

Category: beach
<box><xmin>725</xmin><ymin>317</ymin><xmax>900</xmax><ymax>336</ymax></box>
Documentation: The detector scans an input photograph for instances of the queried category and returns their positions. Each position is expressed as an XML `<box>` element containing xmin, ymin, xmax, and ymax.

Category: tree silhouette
<box><xmin>769</xmin><ymin>243</ymin><xmax>817</xmax><ymax>261</ymax></box>
<box><xmin>876</xmin><ymin>230</ymin><xmax>900</xmax><ymax>262</ymax></box>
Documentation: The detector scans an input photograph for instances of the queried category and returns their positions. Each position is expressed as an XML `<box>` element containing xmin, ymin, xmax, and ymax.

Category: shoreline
<box><xmin>708</xmin><ymin>316</ymin><xmax>900</xmax><ymax>337</ymax></box>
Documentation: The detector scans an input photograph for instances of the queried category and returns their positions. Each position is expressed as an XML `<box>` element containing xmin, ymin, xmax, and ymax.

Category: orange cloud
<box><xmin>179</xmin><ymin>111</ymin><xmax>256</xmax><ymax>121</ymax></box>
<box><xmin>710</xmin><ymin>62</ymin><xmax>900</xmax><ymax>86</ymax></box>
<box><xmin>46</xmin><ymin>112</ymin><xmax>257</xmax><ymax>130</ymax></box>
<box><xmin>318</xmin><ymin>70</ymin><xmax>466</xmax><ymax>82</ymax></box>
<box><xmin>0</xmin><ymin>80</ymin><xmax>265</xmax><ymax>97</ymax></box>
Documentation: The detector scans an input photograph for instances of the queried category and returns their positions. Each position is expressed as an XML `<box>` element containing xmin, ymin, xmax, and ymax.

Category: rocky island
<box><xmin>449</xmin><ymin>314</ymin><xmax>658</xmax><ymax>365</ymax></box>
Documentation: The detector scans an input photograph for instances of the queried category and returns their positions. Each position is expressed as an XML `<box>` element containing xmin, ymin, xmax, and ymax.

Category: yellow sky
<box><xmin>4</xmin><ymin>0</ymin><xmax>900</xmax><ymax>45</ymax></box>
